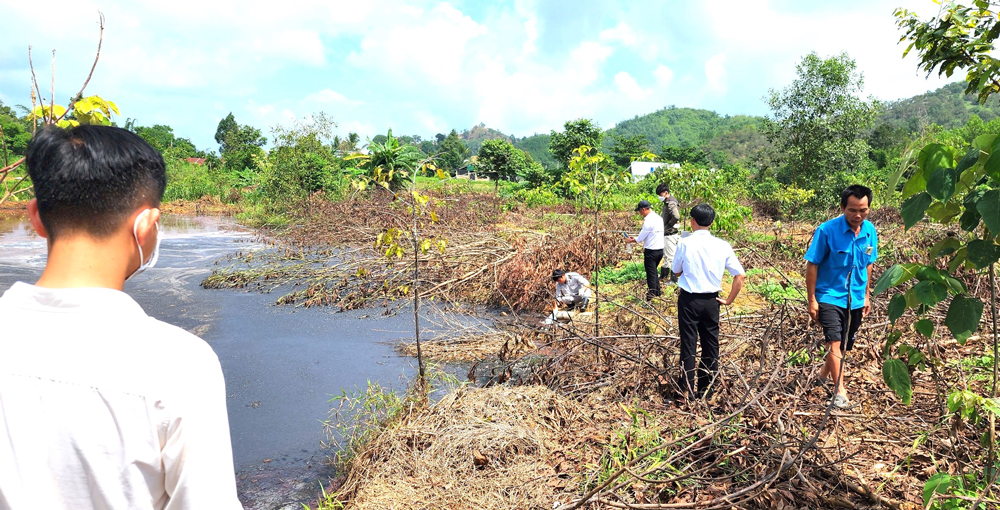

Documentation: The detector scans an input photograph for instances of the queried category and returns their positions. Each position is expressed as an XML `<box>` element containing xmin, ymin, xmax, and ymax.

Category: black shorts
<box><xmin>817</xmin><ymin>303</ymin><xmax>863</xmax><ymax>351</ymax></box>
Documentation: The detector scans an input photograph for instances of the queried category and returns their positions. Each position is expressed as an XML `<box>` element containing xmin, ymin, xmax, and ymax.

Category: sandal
<box><xmin>829</xmin><ymin>394</ymin><xmax>853</xmax><ymax>409</ymax></box>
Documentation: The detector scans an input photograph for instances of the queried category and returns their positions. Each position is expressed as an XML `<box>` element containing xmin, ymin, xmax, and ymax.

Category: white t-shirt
<box><xmin>634</xmin><ymin>212</ymin><xmax>665</xmax><ymax>250</ymax></box>
<box><xmin>0</xmin><ymin>283</ymin><xmax>241</xmax><ymax>510</ymax></box>
<box><xmin>672</xmin><ymin>230</ymin><xmax>745</xmax><ymax>293</ymax></box>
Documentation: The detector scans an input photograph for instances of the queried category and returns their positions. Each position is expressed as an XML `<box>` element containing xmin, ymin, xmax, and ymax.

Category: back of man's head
<box><xmin>655</xmin><ymin>183</ymin><xmax>670</xmax><ymax>195</ymax></box>
<box><xmin>690</xmin><ymin>203</ymin><xmax>715</xmax><ymax>227</ymax></box>
<box><xmin>26</xmin><ymin>125</ymin><xmax>166</xmax><ymax>241</ymax></box>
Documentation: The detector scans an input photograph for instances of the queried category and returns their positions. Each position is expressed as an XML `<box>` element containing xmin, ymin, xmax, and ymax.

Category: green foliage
<box><xmin>476</xmin><ymin>139</ymin><xmax>529</xmax><ymax>182</ymax></box>
<box><xmin>322</xmin><ymin>380</ymin><xmax>406</xmax><ymax>470</ymax></box>
<box><xmin>896</xmin><ymin>2</ymin><xmax>1000</xmax><ymax>104</ymax></box>
<box><xmin>214</xmin><ymin>112</ymin><xmax>267</xmax><ymax>173</ymax></box>
<box><xmin>549</xmin><ymin>119</ymin><xmax>603</xmax><ymax>167</ymax></box>
<box><xmin>436</xmin><ymin>129</ymin><xmax>469</xmax><ymax>172</ymax></box>
<box><xmin>643</xmin><ymin>163</ymin><xmax>751</xmax><ymax>234</ymax></box>
<box><xmin>162</xmin><ymin>159</ymin><xmax>231</xmax><ymax>202</ymax></box>
<box><xmin>606</xmin><ymin>106</ymin><xmax>763</xmax><ymax>164</ymax></box>
<box><xmin>514</xmin><ymin>133</ymin><xmax>559</xmax><ymax>170</ymax></box>
<box><xmin>763</xmin><ymin>52</ymin><xmax>881</xmax><ymax>196</ymax></box>
<box><xmin>595</xmin><ymin>261</ymin><xmax>646</xmax><ymax>285</ymax></box>
<box><xmin>349</xmin><ymin>129</ymin><xmax>424</xmax><ymax>192</ymax></box>
<box><xmin>607</xmin><ymin>134</ymin><xmax>650</xmax><ymax>168</ymax></box>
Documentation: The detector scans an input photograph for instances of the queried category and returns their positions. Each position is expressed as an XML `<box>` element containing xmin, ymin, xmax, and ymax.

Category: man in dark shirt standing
<box><xmin>657</xmin><ymin>183</ymin><xmax>681</xmax><ymax>282</ymax></box>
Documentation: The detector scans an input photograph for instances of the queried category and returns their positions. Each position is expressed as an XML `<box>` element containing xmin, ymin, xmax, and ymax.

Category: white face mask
<box><xmin>125</xmin><ymin>209</ymin><xmax>161</xmax><ymax>282</ymax></box>
<box><xmin>657</xmin><ymin>195</ymin><xmax>666</xmax><ymax>202</ymax></box>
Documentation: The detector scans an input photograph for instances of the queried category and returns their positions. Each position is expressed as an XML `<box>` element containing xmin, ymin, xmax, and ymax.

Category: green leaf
<box><xmin>924</xmin><ymin>473</ymin><xmax>953</xmax><ymax>507</ymax></box>
<box><xmin>901</xmin><ymin>192</ymin><xmax>932</xmax><ymax>230</ymax></box>
<box><xmin>973</xmin><ymin>134</ymin><xmax>996</xmax><ymax>152</ymax></box>
<box><xmin>926</xmin><ymin>167</ymin><xmax>957</xmax><ymax>202</ymax></box>
<box><xmin>905</xmin><ymin>287</ymin><xmax>921</xmax><ymax>309</ymax></box>
<box><xmin>949</xmin><ymin>246</ymin><xmax>968</xmax><ymax>272</ymax></box>
<box><xmin>956</xmin><ymin>147</ymin><xmax>981</xmax><ymax>173</ymax></box>
<box><xmin>966</xmin><ymin>239</ymin><xmax>1000</xmax><ymax>268</ymax></box>
<box><xmin>960</xmin><ymin>207</ymin><xmax>982</xmax><ymax>232</ymax></box>
<box><xmin>986</xmin><ymin>134</ymin><xmax>1000</xmax><ymax>181</ymax></box>
<box><xmin>929</xmin><ymin>237</ymin><xmax>961</xmax><ymax>259</ymax></box>
<box><xmin>872</xmin><ymin>265</ymin><xmax>903</xmax><ymax>296</ymax></box>
<box><xmin>883</xmin><ymin>358</ymin><xmax>913</xmax><ymax>405</ymax></box>
<box><xmin>901</xmin><ymin>167</ymin><xmax>926</xmax><ymax>199</ymax></box>
<box><xmin>915</xmin><ymin>266</ymin><xmax>946</xmax><ymax>283</ymax></box>
<box><xmin>977</xmin><ymin>189</ymin><xmax>1000</xmax><ymax>234</ymax></box>
<box><xmin>914</xmin><ymin>319</ymin><xmax>934</xmax><ymax>338</ymax></box>
<box><xmin>912</xmin><ymin>280</ymin><xmax>948</xmax><ymax>306</ymax></box>
<box><xmin>919</xmin><ymin>143</ymin><xmax>954</xmax><ymax>175</ymax></box>
<box><xmin>925</xmin><ymin>201</ymin><xmax>962</xmax><ymax>224</ymax></box>
<box><xmin>945</xmin><ymin>294</ymin><xmax>984</xmax><ymax>344</ymax></box>
<box><xmin>943</xmin><ymin>276</ymin><xmax>966</xmax><ymax>295</ymax></box>
<box><xmin>888</xmin><ymin>294</ymin><xmax>907</xmax><ymax>324</ymax></box>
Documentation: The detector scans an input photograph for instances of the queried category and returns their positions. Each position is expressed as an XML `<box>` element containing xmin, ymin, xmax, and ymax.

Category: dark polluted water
<box><xmin>0</xmin><ymin>213</ymin><xmax>438</xmax><ymax>509</ymax></box>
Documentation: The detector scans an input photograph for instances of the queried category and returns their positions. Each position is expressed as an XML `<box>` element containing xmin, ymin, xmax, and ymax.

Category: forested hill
<box><xmin>879</xmin><ymin>81</ymin><xmax>1000</xmax><ymax>131</ymax></box>
<box><xmin>604</xmin><ymin>107</ymin><xmax>763</xmax><ymax>151</ymax></box>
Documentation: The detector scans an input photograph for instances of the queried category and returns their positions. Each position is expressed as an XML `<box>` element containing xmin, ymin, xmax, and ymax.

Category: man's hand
<box><xmin>863</xmin><ymin>295</ymin><xmax>871</xmax><ymax>317</ymax></box>
<box><xmin>625</xmin><ymin>236</ymin><xmax>636</xmax><ymax>243</ymax></box>
<box><xmin>716</xmin><ymin>296</ymin><xmax>732</xmax><ymax>305</ymax></box>
<box><xmin>808</xmin><ymin>298</ymin><xmax>820</xmax><ymax>323</ymax></box>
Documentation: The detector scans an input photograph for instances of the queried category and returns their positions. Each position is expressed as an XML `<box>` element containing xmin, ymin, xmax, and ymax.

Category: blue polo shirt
<box><xmin>804</xmin><ymin>216</ymin><xmax>878</xmax><ymax>310</ymax></box>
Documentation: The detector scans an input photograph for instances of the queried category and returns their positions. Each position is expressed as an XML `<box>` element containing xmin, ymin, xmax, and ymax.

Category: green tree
<box><xmin>896</xmin><ymin>2</ymin><xmax>1000</xmax><ymax>103</ymax></box>
<box><xmin>763</xmin><ymin>52</ymin><xmax>881</xmax><ymax>190</ymax></box>
<box><xmin>608</xmin><ymin>134</ymin><xmax>650</xmax><ymax>168</ymax></box>
<box><xmin>214</xmin><ymin>114</ymin><xmax>267</xmax><ymax>172</ymax></box>
<box><xmin>549</xmin><ymin>119</ymin><xmax>603</xmax><ymax>167</ymax></box>
<box><xmin>476</xmin><ymin>139</ymin><xmax>529</xmax><ymax>183</ymax></box>
<box><xmin>437</xmin><ymin>129</ymin><xmax>469</xmax><ymax>173</ymax></box>
<box><xmin>349</xmin><ymin>129</ymin><xmax>423</xmax><ymax>191</ymax></box>
<box><xmin>659</xmin><ymin>145</ymin><xmax>709</xmax><ymax>166</ymax></box>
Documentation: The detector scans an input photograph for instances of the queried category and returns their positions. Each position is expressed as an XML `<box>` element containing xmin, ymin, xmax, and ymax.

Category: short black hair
<box><xmin>551</xmin><ymin>269</ymin><xmax>566</xmax><ymax>281</ymax></box>
<box><xmin>655</xmin><ymin>183</ymin><xmax>670</xmax><ymax>195</ymax></box>
<box><xmin>840</xmin><ymin>184</ymin><xmax>873</xmax><ymax>209</ymax></box>
<box><xmin>690</xmin><ymin>203</ymin><xmax>715</xmax><ymax>227</ymax></box>
<box><xmin>26</xmin><ymin>125</ymin><xmax>166</xmax><ymax>240</ymax></box>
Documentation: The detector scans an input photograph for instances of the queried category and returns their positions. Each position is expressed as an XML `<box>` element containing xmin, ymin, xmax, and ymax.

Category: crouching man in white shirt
<box><xmin>0</xmin><ymin>125</ymin><xmax>242</xmax><ymax>509</ymax></box>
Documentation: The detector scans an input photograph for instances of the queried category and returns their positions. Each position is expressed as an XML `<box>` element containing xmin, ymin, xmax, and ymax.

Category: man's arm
<box><xmin>717</xmin><ymin>273</ymin><xmax>744</xmax><ymax>305</ymax></box>
<box><xmin>806</xmin><ymin>262</ymin><xmax>819</xmax><ymax>322</ymax></box>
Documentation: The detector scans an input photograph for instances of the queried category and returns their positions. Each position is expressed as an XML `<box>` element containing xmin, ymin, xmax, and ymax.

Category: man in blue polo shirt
<box><xmin>805</xmin><ymin>184</ymin><xmax>878</xmax><ymax>409</ymax></box>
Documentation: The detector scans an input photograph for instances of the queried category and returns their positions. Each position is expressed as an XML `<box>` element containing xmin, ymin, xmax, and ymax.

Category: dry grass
<box><xmin>338</xmin><ymin>385</ymin><xmax>592</xmax><ymax>510</ymax></box>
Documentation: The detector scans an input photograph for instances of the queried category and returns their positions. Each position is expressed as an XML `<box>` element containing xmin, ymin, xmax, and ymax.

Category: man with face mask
<box><xmin>0</xmin><ymin>126</ymin><xmax>241</xmax><ymax>509</ymax></box>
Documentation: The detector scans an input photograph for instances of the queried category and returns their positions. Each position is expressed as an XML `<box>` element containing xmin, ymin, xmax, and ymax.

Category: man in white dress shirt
<box><xmin>625</xmin><ymin>200</ymin><xmax>665</xmax><ymax>300</ymax></box>
<box><xmin>671</xmin><ymin>203</ymin><xmax>745</xmax><ymax>401</ymax></box>
<box><xmin>0</xmin><ymin>125</ymin><xmax>242</xmax><ymax>509</ymax></box>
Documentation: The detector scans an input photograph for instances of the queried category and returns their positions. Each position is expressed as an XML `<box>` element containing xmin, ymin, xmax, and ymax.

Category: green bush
<box><xmin>163</xmin><ymin>160</ymin><xmax>231</xmax><ymax>202</ymax></box>
<box><xmin>595</xmin><ymin>261</ymin><xmax>646</xmax><ymax>285</ymax></box>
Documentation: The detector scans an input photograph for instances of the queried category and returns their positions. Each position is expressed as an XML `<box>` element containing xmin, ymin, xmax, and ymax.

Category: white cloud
<box><xmin>705</xmin><ymin>54</ymin><xmax>727</xmax><ymax>93</ymax></box>
<box><xmin>304</xmin><ymin>89</ymin><xmax>363</xmax><ymax>107</ymax></box>
<box><xmin>653</xmin><ymin>64</ymin><xmax>674</xmax><ymax>87</ymax></box>
<box><xmin>614</xmin><ymin>71</ymin><xmax>650</xmax><ymax>100</ymax></box>
<box><xmin>600</xmin><ymin>21</ymin><xmax>638</xmax><ymax>48</ymax></box>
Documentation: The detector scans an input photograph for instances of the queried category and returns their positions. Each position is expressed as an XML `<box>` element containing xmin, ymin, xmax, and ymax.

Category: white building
<box><xmin>629</xmin><ymin>161</ymin><xmax>679</xmax><ymax>182</ymax></box>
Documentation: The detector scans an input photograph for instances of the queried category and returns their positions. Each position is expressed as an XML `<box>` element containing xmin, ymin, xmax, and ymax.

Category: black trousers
<box><xmin>643</xmin><ymin>248</ymin><xmax>663</xmax><ymax>299</ymax></box>
<box><xmin>677</xmin><ymin>290</ymin><xmax>720</xmax><ymax>397</ymax></box>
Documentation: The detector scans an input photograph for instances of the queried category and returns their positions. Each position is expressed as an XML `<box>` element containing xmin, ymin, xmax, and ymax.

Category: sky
<box><xmin>0</xmin><ymin>0</ymin><xmax>960</xmax><ymax>152</ymax></box>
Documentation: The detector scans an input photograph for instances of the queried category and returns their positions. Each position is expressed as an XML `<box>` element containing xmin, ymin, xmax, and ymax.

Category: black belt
<box><xmin>680</xmin><ymin>289</ymin><xmax>719</xmax><ymax>297</ymax></box>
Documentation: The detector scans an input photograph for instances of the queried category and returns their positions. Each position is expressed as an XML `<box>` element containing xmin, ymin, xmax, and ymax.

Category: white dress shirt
<box><xmin>0</xmin><ymin>283</ymin><xmax>241</xmax><ymax>510</ymax></box>
<box><xmin>672</xmin><ymin>230</ymin><xmax>745</xmax><ymax>293</ymax></box>
<box><xmin>634</xmin><ymin>212</ymin><xmax>665</xmax><ymax>250</ymax></box>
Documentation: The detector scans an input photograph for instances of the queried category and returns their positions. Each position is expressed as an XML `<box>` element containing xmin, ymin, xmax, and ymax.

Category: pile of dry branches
<box><xmin>202</xmin><ymin>192</ymin><xmax>632</xmax><ymax>312</ymax></box>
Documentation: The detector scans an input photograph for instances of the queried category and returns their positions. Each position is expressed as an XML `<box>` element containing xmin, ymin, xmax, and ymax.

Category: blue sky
<box><xmin>0</xmin><ymin>0</ymin><xmax>958</xmax><ymax>152</ymax></box>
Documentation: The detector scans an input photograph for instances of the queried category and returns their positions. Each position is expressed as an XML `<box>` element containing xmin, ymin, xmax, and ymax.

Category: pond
<box><xmin>0</xmin><ymin>213</ymin><xmax>431</xmax><ymax>509</ymax></box>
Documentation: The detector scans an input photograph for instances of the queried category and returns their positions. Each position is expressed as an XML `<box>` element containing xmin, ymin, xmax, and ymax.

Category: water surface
<box><xmin>0</xmin><ymin>213</ymin><xmax>422</xmax><ymax>509</ymax></box>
